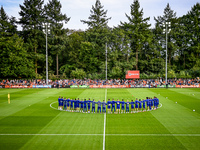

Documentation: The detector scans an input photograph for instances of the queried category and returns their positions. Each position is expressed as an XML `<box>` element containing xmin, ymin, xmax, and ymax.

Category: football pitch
<box><xmin>0</xmin><ymin>88</ymin><xmax>200</xmax><ymax>150</ymax></box>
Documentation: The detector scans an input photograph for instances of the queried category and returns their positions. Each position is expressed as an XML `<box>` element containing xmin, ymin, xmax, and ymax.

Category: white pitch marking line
<box><xmin>106</xmin><ymin>134</ymin><xmax>200</xmax><ymax>136</ymax></box>
<box><xmin>0</xmin><ymin>134</ymin><xmax>102</xmax><ymax>136</ymax></box>
<box><xmin>158</xmin><ymin>103</ymin><xmax>162</xmax><ymax>108</ymax></box>
<box><xmin>1</xmin><ymin>134</ymin><xmax>200</xmax><ymax>136</ymax></box>
<box><xmin>103</xmin><ymin>89</ymin><xmax>107</xmax><ymax>150</ymax></box>
<box><xmin>50</xmin><ymin>101</ymin><xmax>58</xmax><ymax>110</ymax></box>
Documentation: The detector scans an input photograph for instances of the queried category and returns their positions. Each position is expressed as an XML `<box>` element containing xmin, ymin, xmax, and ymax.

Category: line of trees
<box><xmin>0</xmin><ymin>0</ymin><xmax>199</xmax><ymax>79</ymax></box>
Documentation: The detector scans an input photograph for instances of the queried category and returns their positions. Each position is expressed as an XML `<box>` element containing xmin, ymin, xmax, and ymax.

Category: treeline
<box><xmin>0</xmin><ymin>0</ymin><xmax>199</xmax><ymax>79</ymax></box>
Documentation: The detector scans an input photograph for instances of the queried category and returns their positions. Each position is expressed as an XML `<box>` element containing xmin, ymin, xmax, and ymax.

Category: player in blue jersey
<box><xmin>80</xmin><ymin>99</ymin><xmax>84</xmax><ymax>112</ymax></box>
<box><xmin>66</xmin><ymin>98</ymin><xmax>70</xmax><ymax>111</ymax></box>
<box><xmin>83</xmin><ymin>99</ymin><xmax>87</xmax><ymax>113</ymax></box>
<box><xmin>142</xmin><ymin>99</ymin><xmax>146</xmax><ymax>111</ymax></box>
<box><xmin>111</xmin><ymin>99</ymin><xmax>116</xmax><ymax>113</ymax></box>
<box><xmin>153</xmin><ymin>97</ymin><xmax>156</xmax><ymax>110</ymax></box>
<box><xmin>153</xmin><ymin>97</ymin><xmax>157</xmax><ymax>109</ymax></box>
<box><xmin>107</xmin><ymin>99</ymin><xmax>112</xmax><ymax>114</ymax></box>
<box><xmin>121</xmin><ymin>99</ymin><xmax>125</xmax><ymax>113</ymax></box>
<box><xmin>155</xmin><ymin>97</ymin><xmax>159</xmax><ymax>109</ymax></box>
<box><xmin>60</xmin><ymin>97</ymin><xmax>64</xmax><ymax>110</ymax></box>
<box><xmin>145</xmin><ymin>97</ymin><xmax>148</xmax><ymax>111</ymax></box>
<box><xmin>87</xmin><ymin>98</ymin><xmax>92</xmax><ymax>113</ymax></box>
<box><xmin>74</xmin><ymin>99</ymin><xmax>77</xmax><ymax>112</ymax></box>
<box><xmin>70</xmin><ymin>99</ymin><xmax>74</xmax><ymax>112</ymax></box>
<box><xmin>135</xmin><ymin>98</ymin><xmax>139</xmax><ymax>112</ymax></box>
<box><xmin>150</xmin><ymin>98</ymin><xmax>153</xmax><ymax>110</ymax></box>
<box><xmin>130</xmin><ymin>100</ymin><xmax>135</xmax><ymax>113</ymax></box>
<box><xmin>63</xmin><ymin>98</ymin><xmax>67</xmax><ymax>111</ymax></box>
<box><xmin>146</xmin><ymin>97</ymin><xmax>149</xmax><ymax>111</ymax></box>
<box><xmin>91</xmin><ymin>99</ymin><xmax>96</xmax><ymax>113</ymax></box>
<box><xmin>97</xmin><ymin>100</ymin><xmax>102</xmax><ymax>113</ymax></box>
<box><xmin>116</xmin><ymin>99</ymin><xmax>121</xmax><ymax>114</ymax></box>
<box><xmin>125</xmin><ymin>100</ymin><xmax>130</xmax><ymax>113</ymax></box>
<box><xmin>76</xmin><ymin>98</ymin><xmax>80</xmax><ymax>112</ymax></box>
<box><xmin>58</xmin><ymin>96</ymin><xmax>62</xmax><ymax>110</ymax></box>
<box><xmin>147</xmin><ymin>98</ymin><xmax>152</xmax><ymax>111</ymax></box>
<box><xmin>69</xmin><ymin>98</ymin><xmax>72</xmax><ymax>112</ymax></box>
<box><xmin>102</xmin><ymin>100</ymin><xmax>107</xmax><ymax>113</ymax></box>
<box><xmin>138</xmin><ymin>99</ymin><xmax>142</xmax><ymax>112</ymax></box>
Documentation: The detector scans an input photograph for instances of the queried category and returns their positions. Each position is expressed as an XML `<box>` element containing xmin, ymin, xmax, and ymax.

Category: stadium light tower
<box><xmin>43</xmin><ymin>23</ymin><xmax>50</xmax><ymax>85</ymax></box>
<box><xmin>163</xmin><ymin>21</ymin><xmax>171</xmax><ymax>88</ymax></box>
<box><xmin>106</xmin><ymin>43</ymin><xmax>107</xmax><ymax>81</ymax></box>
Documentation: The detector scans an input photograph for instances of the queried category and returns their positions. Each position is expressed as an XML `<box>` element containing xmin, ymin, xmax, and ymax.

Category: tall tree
<box><xmin>44</xmin><ymin>0</ymin><xmax>70</xmax><ymax>77</ymax></box>
<box><xmin>170</xmin><ymin>2</ymin><xmax>200</xmax><ymax>75</ymax></box>
<box><xmin>19</xmin><ymin>0</ymin><xmax>45</xmax><ymax>74</ymax></box>
<box><xmin>81</xmin><ymin>0</ymin><xmax>111</xmax><ymax>29</ymax></box>
<box><xmin>0</xmin><ymin>6</ymin><xmax>17</xmax><ymax>37</ymax></box>
<box><xmin>182</xmin><ymin>3</ymin><xmax>200</xmax><ymax>70</ymax></box>
<box><xmin>81</xmin><ymin>0</ymin><xmax>111</xmax><ymax>74</ymax></box>
<box><xmin>120</xmin><ymin>0</ymin><xmax>151</xmax><ymax>70</ymax></box>
<box><xmin>0</xmin><ymin>35</ymin><xmax>35</xmax><ymax>78</ymax></box>
<box><xmin>154</xmin><ymin>3</ymin><xmax>178</xmax><ymax>67</ymax></box>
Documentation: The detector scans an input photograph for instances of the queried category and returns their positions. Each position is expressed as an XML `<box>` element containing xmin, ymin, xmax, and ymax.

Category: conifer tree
<box><xmin>81</xmin><ymin>0</ymin><xmax>111</xmax><ymax>73</ymax></box>
<box><xmin>179</xmin><ymin>3</ymin><xmax>200</xmax><ymax>70</ymax></box>
<box><xmin>154</xmin><ymin>3</ymin><xmax>178</xmax><ymax>66</ymax></box>
<box><xmin>44</xmin><ymin>0</ymin><xmax>70</xmax><ymax>77</ymax></box>
<box><xmin>120</xmin><ymin>0</ymin><xmax>151</xmax><ymax>70</ymax></box>
<box><xmin>19</xmin><ymin>0</ymin><xmax>45</xmax><ymax>74</ymax></box>
<box><xmin>81</xmin><ymin>0</ymin><xmax>111</xmax><ymax>29</ymax></box>
<box><xmin>0</xmin><ymin>6</ymin><xmax>17</xmax><ymax>37</ymax></box>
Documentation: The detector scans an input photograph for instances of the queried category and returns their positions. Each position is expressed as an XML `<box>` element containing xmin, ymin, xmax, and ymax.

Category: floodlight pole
<box><xmin>163</xmin><ymin>21</ymin><xmax>171</xmax><ymax>88</ymax></box>
<box><xmin>46</xmin><ymin>25</ymin><xmax>48</xmax><ymax>85</ymax></box>
<box><xmin>43</xmin><ymin>23</ymin><xmax>50</xmax><ymax>85</ymax></box>
<box><xmin>165</xmin><ymin>24</ymin><xmax>168</xmax><ymax>87</ymax></box>
<box><xmin>106</xmin><ymin>43</ymin><xmax>107</xmax><ymax>80</ymax></box>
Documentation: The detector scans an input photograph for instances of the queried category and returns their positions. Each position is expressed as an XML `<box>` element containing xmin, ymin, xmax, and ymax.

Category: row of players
<box><xmin>58</xmin><ymin>97</ymin><xmax>159</xmax><ymax>114</ymax></box>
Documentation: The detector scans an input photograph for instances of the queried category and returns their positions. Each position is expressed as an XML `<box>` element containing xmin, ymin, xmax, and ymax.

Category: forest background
<box><xmin>0</xmin><ymin>0</ymin><xmax>199</xmax><ymax>80</ymax></box>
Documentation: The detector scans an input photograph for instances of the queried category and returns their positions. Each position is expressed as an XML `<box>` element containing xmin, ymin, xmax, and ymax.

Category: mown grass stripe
<box><xmin>0</xmin><ymin>89</ymin><xmax>66</xmax><ymax>117</ymax></box>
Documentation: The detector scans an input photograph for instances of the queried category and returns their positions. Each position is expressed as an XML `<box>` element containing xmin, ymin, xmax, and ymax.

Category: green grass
<box><xmin>0</xmin><ymin>88</ymin><xmax>200</xmax><ymax>150</ymax></box>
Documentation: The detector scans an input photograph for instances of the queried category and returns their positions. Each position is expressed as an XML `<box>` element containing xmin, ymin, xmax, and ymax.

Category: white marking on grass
<box><xmin>50</xmin><ymin>101</ymin><xmax>59</xmax><ymax>110</ymax></box>
<box><xmin>103</xmin><ymin>89</ymin><xmax>107</xmax><ymax>150</ymax></box>
<box><xmin>158</xmin><ymin>103</ymin><xmax>162</xmax><ymax>108</ymax></box>
<box><xmin>0</xmin><ymin>134</ymin><xmax>102</xmax><ymax>136</ymax></box>
<box><xmin>106</xmin><ymin>134</ymin><xmax>200</xmax><ymax>137</ymax></box>
<box><xmin>1</xmin><ymin>134</ymin><xmax>200</xmax><ymax>137</ymax></box>
<box><xmin>49</xmin><ymin>101</ymin><xmax>66</xmax><ymax>111</ymax></box>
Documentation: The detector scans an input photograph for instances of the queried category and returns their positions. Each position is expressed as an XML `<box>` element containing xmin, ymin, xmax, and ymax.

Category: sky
<box><xmin>0</xmin><ymin>0</ymin><xmax>199</xmax><ymax>30</ymax></box>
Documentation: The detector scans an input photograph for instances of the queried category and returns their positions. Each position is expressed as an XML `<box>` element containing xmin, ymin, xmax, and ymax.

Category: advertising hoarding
<box><xmin>125</xmin><ymin>70</ymin><xmax>140</xmax><ymax>79</ymax></box>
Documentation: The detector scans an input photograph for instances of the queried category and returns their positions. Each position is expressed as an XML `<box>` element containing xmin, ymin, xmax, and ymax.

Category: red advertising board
<box><xmin>125</xmin><ymin>70</ymin><xmax>140</xmax><ymax>79</ymax></box>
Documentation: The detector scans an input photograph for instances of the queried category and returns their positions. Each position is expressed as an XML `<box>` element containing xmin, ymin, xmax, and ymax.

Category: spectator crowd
<box><xmin>0</xmin><ymin>78</ymin><xmax>200</xmax><ymax>87</ymax></box>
